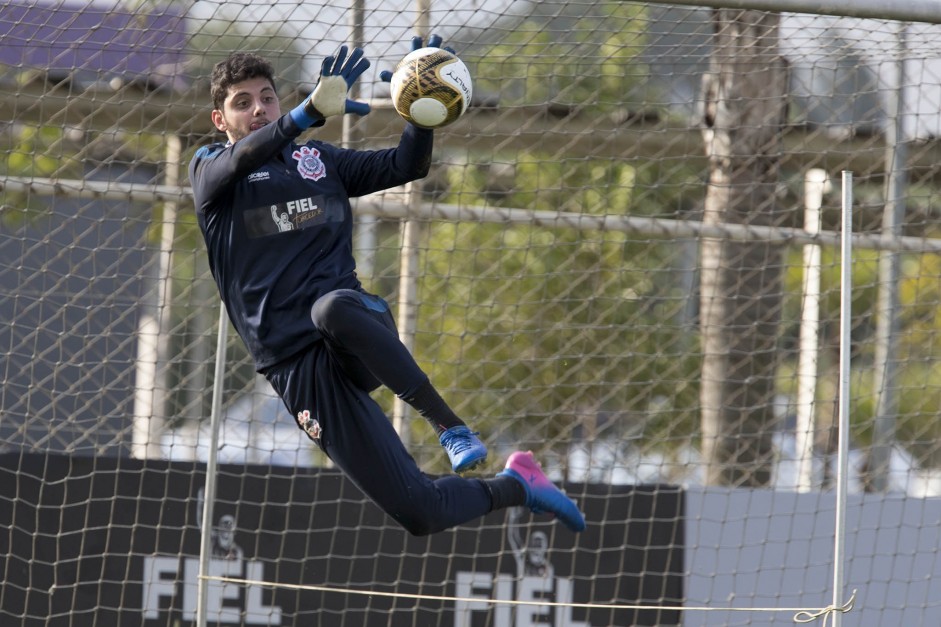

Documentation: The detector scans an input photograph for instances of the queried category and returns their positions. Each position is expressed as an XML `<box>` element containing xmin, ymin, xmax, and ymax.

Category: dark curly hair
<box><xmin>210</xmin><ymin>52</ymin><xmax>277</xmax><ymax>111</ymax></box>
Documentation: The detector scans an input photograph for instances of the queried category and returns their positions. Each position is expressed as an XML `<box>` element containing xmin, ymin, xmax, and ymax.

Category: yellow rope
<box><xmin>201</xmin><ymin>575</ymin><xmax>857</xmax><ymax>623</ymax></box>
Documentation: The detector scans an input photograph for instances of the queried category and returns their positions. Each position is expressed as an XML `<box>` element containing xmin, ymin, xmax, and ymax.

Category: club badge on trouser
<box><xmin>297</xmin><ymin>409</ymin><xmax>322</xmax><ymax>439</ymax></box>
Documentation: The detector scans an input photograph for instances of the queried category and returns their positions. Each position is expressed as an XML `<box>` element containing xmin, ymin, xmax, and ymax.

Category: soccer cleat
<box><xmin>498</xmin><ymin>451</ymin><xmax>586</xmax><ymax>532</ymax></box>
<box><xmin>439</xmin><ymin>425</ymin><xmax>488</xmax><ymax>473</ymax></box>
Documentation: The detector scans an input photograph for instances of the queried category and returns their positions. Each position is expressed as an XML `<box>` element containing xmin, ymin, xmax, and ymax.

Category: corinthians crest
<box><xmin>292</xmin><ymin>145</ymin><xmax>326</xmax><ymax>181</ymax></box>
<box><xmin>297</xmin><ymin>409</ymin><xmax>322</xmax><ymax>440</ymax></box>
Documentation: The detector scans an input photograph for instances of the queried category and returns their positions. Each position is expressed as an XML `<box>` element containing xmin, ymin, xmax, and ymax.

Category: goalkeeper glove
<box><xmin>291</xmin><ymin>45</ymin><xmax>371</xmax><ymax>128</ymax></box>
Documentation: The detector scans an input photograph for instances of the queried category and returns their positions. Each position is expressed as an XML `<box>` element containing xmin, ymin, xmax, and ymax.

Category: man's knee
<box><xmin>394</xmin><ymin>508</ymin><xmax>440</xmax><ymax>537</ymax></box>
<box><xmin>311</xmin><ymin>289</ymin><xmax>395</xmax><ymax>338</ymax></box>
<box><xmin>310</xmin><ymin>290</ymin><xmax>356</xmax><ymax>330</ymax></box>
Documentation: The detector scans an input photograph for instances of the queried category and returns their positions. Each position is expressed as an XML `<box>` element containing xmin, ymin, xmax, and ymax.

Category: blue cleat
<box><xmin>439</xmin><ymin>425</ymin><xmax>488</xmax><ymax>473</ymax></box>
<box><xmin>498</xmin><ymin>451</ymin><xmax>586</xmax><ymax>532</ymax></box>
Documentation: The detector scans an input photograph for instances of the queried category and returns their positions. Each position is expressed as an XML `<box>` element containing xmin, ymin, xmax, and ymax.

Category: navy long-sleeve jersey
<box><xmin>189</xmin><ymin>114</ymin><xmax>433</xmax><ymax>371</ymax></box>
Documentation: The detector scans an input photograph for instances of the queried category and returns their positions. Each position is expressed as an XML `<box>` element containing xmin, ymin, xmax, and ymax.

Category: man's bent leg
<box><xmin>310</xmin><ymin>290</ymin><xmax>487</xmax><ymax>471</ymax></box>
<box><xmin>266</xmin><ymin>345</ymin><xmax>492</xmax><ymax>535</ymax></box>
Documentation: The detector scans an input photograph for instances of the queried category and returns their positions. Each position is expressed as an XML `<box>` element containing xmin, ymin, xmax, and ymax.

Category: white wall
<box><xmin>686</xmin><ymin>488</ymin><xmax>941</xmax><ymax>625</ymax></box>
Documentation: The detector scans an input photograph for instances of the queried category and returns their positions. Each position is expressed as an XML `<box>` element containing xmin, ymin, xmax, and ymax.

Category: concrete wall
<box><xmin>686</xmin><ymin>487</ymin><xmax>941</xmax><ymax>625</ymax></box>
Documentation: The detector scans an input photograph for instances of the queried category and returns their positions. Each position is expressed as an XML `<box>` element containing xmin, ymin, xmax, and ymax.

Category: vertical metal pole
<box><xmin>393</xmin><ymin>214</ymin><xmax>420</xmax><ymax>444</ymax></box>
<box><xmin>870</xmin><ymin>23</ymin><xmax>908</xmax><ymax>493</ymax></box>
<box><xmin>348</xmin><ymin>0</ymin><xmax>378</xmax><ymax>280</ymax></box>
<box><xmin>132</xmin><ymin>134</ymin><xmax>180</xmax><ymax>459</ymax></box>
<box><xmin>392</xmin><ymin>0</ymin><xmax>431</xmax><ymax>442</ymax></box>
<box><xmin>183</xmin><ymin>257</ymin><xmax>214</xmax><ymax>460</ymax></box>
<box><xmin>344</xmin><ymin>0</ymin><xmax>364</xmax><ymax>127</ymax></box>
<box><xmin>831</xmin><ymin>171</ymin><xmax>853</xmax><ymax>627</ymax></box>
<box><xmin>196</xmin><ymin>302</ymin><xmax>229</xmax><ymax>627</ymax></box>
<box><xmin>796</xmin><ymin>169</ymin><xmax>829</xmax><ymax>491</ymax></box>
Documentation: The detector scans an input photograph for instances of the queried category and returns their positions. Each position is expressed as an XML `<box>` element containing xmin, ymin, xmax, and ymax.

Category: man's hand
<box><xmin>290</xmin><ymin>46</ymin><xmax>371</xmax><ymax>129</ymax></box>
<box><xmin>303</xmin><ymin>45</ymin><xmax>371</xmax><ymax>120</ymax></box>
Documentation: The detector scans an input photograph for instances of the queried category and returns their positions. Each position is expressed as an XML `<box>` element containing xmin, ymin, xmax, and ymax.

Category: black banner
<box><xmin>0</xmin><ymin>453</ymin><xmax>683</xmax><ymax>626</ymax></box>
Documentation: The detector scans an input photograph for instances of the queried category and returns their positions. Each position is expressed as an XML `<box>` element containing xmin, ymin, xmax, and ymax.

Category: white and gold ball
<box><xmin>390</xmin><ymin>47</ymin><xmax>472</xmax><ymax>129</ymax></box>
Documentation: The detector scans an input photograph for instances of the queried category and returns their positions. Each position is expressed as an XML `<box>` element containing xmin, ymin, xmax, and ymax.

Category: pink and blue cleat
<box><xmin>499</xmin><ymin>451</ymin><xmax>586</xmax><ymax>532</ymax></box>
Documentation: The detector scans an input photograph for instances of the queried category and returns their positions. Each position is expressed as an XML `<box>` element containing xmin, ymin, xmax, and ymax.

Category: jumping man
<box><xmin>188</xmin><ymin>36</ymin><xmax>585</xmax><ymax>535</ymax></box>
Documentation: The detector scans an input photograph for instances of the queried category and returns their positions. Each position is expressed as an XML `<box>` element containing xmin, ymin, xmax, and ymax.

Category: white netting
<box><xmin>4</xmin><ymin>1</ymin><xmax>941</xmax><ymax>625</ymax></box>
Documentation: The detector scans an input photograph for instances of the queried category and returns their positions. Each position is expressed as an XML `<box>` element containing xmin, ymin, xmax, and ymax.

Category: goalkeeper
<box><xmin>188</xmin><ymin>37</ymin><xmax>585</xmax><ymax>535</ymax></box>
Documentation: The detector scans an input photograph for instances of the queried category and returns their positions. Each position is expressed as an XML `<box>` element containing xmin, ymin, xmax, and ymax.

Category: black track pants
<box><xmin>263</xmin><ymin>289</ymin><xmax>492</xmax><ymax>535</ymax></box>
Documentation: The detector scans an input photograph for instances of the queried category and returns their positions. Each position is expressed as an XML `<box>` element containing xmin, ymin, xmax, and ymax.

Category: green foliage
<box><xmin>414</xmin><ymin>153</ymin><xmax>702</xmax><ymax>462</ymax></box>
<box><xmin>1</xmin><ymin>124</ymin><xmax>84</xmax><ymax>227</ymax></box>
<box><xmin>7</xmin><ymin>126</ymin><xmax>61</xmax><ymax>177</ymax></box>
<box><xmin>400</xmin><ymin>3</ymin><xmax>706</xmax><ymax>467</ymax></box>
<box><xmin>470</xmin><ymin>3</ymin><xmax>652</xmax><ymax>112</ymax></box>
<box><xmin>187</xmin><ymin>19</ymin><xmax>306</xmax><ymax>88</ymax></box>
<box><xmin>782</xmin><ymin>243</ymin><xmax>941</xmax><ymax>466</ymax></box>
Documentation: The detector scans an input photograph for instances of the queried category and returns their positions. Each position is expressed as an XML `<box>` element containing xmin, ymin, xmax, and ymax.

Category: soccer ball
<box><xmin>389</xmin><ymin>47</ymin><xmax>473</xmax><ymax>129</ymax></box>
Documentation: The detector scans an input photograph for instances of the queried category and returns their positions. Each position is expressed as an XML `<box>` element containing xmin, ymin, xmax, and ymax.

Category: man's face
<box><xmin>211</xmin><ymin>77</ymin><xmax>280</xmax><ymax>143</ymax></box>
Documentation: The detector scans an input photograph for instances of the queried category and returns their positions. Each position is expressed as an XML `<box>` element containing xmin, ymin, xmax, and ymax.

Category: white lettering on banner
<box><xmin>454</xmin><ymin>571</ymin><xmax>590</xmax><ymax>627</ymax></box>
<box><xmin>285</xmin><ymin>197</ymin><xmax>320</xmax><ymax>216</ymax></box>
<box><xmin>143</xmin><ymin>556</ymin><xmax>178</xmax><ymax>619</ymax></box>
<box><xmin>142</xmin><ymin>556</ymin><xmax>283</xmax><ymax>625</ymax></box>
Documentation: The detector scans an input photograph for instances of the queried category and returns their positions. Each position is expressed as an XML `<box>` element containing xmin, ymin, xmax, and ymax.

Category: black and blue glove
<box><xmin>291</xmin><ymin>45</ymin><xmax>371</xmax><ymax>128</ymax></box>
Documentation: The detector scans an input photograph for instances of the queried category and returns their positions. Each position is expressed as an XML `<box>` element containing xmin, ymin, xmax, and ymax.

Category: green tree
<box><xmin>470</xmin><ymin>3</ymin><xmax>651</xmax><ymax>113</ymax></box>
<box><xmin>413</xmin><ymin>156</ymin><xmax>701</xmax><ymax>472</ymax></box>
<box><xmin>402</xmin><ymin>3</ymin><xmax>706</xmax><ymax>473</ymax></box>
<box><xmin>782</xmin><ymin>245</ymin><xmax>941</xmax><ymax>470</ymax></box>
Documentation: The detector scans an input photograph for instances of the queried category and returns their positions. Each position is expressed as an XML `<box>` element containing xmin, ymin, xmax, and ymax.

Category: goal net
<box><xmin>3</xmin><ymin>0</ymin><xmax>941</xmax><ymax>625</ymax></box>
